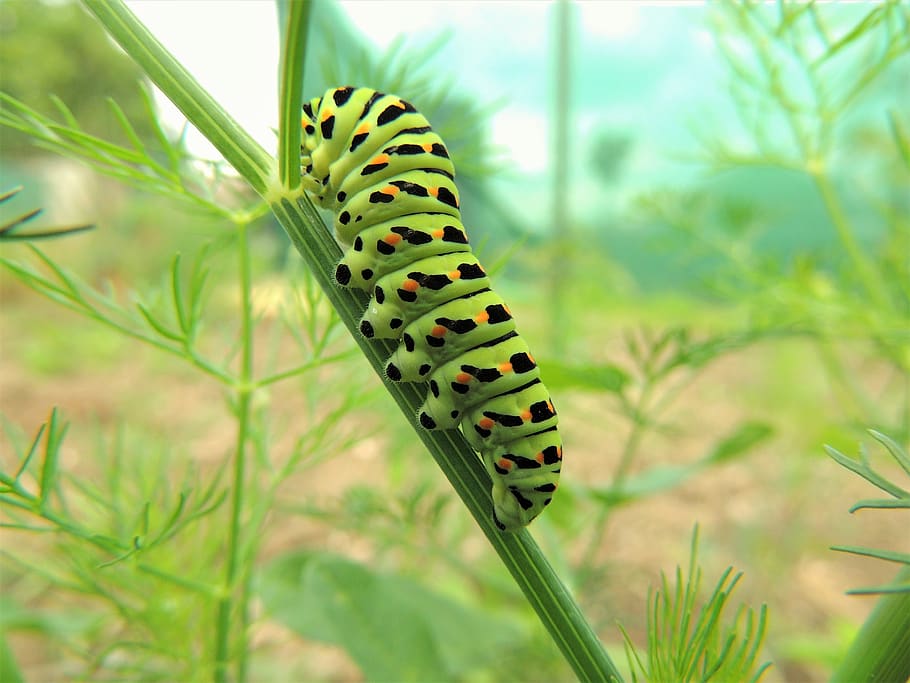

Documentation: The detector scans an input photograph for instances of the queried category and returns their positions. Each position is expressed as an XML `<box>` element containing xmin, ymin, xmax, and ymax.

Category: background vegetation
<box><xmin>1</xmin><ymin>1</ymin><xmax>907</xmax><ymax>681</ymax></box>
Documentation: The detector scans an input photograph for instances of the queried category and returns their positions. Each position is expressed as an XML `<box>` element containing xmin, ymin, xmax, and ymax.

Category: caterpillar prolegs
<box><xmin>300</xmin><ymin>86</ymin><xmax>561</xmax><ymax>531</ymax></box>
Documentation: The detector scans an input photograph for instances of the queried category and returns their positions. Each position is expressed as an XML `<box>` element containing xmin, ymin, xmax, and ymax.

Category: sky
<box><xmin>125</xmin><ymin>0</ymin><xmax>719</xmax><ymax>225</ymax></box>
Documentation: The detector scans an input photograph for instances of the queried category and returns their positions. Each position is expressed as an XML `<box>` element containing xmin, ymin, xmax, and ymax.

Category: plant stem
<box><xmin>276</xmin><ymin>0</ymin><xmax>311</xmax><ymax>189</ymax></box>
<box><xmin>214</xmin><ymin>220</ymin><xmax>254</xmax><ymax>683</ymax></box>
<box><xmin>812</xmin><ymin>170</ymin><xmax>890</xmax><ymax>310</ymax></box>
<box><xmin>549</xmin><ymin>0</ymin><xmax>572</xmax><ymax>356</ymax></box>
<box><xmin>831</xmin><ymin>565</ymin><xmax>910</xmax><ymax>683</ymax></box>
<box><xmin>813</xmin><ymin>337</ymin><xmax>879</xmax><ymax>424</ymax></box>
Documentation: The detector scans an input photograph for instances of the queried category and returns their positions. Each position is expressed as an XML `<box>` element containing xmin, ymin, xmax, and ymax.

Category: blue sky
<box><xmin>127</xmin><ymin>1</ymin><xmax>719</xmax><ymax>225</ymax></box>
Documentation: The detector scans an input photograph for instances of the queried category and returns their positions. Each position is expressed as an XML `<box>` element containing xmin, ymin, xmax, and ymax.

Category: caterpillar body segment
<box><xmin>460</xmin><ymin>380</ymin><xmax>559</xmax><ymax>450</ymax></box>
<box><xmin>335</xmin><ymin>214</ymin><xmax>471</xmax><ymax>292</ymax></box>
<box><xmin>302</xmin><ymin>88</ymin><xmax>426</xmax><ymax>198</ymax></box>
<box><xmin>417</xmin><ymin>334</ymin><xmax>540</xmax><ymax>431</ymax></box>
<box><xmin>385</xmin><ymin>291</ymin><xmax>518</xmax><ymax>382</ymax></box>
<box><xmin>332</xmin><ymin>169</ymin><xmax>461</xmax><ymax>243</ymax></box>
<box><xmin>359</xmin><ymin>253</ymin><xmax>490</xmax><ymax>339</ymax></box>
<box><xmin>301</xmin><ymin>86</ymin><xmax>562</xmax><ymax>531</ymax></box>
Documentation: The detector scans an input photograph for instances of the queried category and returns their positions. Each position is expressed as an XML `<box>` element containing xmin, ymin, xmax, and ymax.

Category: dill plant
<box><xmin>620</xmin><ymin>528</ymin><xmax>770</xmax><ymax>683</ymax></box>
<box><xmin>696</xmin><ymin>1</ymin><xmax>909</xmax><ymax>431</ymax></box>
<box><xmin>1</xmin><ymin>1</ymin><xmax>905</xmax><ymax>681</ymax></box>
<box><xmin>671</xmin><ymin>2</ymin><xmax>910</xmax><ymax>679</ymax></box>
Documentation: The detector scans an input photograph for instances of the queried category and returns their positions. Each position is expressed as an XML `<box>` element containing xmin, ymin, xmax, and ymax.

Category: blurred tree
<box><xmin>0</xmin><ymin>0</ymin><xmax>154</xmax><ymax>156</ymax></box>
<box><xmin>588</xmin><ymin>129</ymin><xmax>632</xmax><ymax>185</ymax></box>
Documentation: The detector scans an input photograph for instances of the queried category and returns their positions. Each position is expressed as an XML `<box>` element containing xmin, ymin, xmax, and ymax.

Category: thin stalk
<box><xmin>277</xmin><ymin>0</ymin><xmax>311</xmax><ymax>189</ymax></box>
<box><xmin>214</xmin><ymin>220</ymin><xmax>255</xmax><ymax>683</ymax></box>
<box><xmin>0</xmin><ymin>491</ymin><xmax>129</xmax><ymax>557</ymax></box>
<box><xmin>258</xmin><ymin>350</ymin><xmax>358</xmax><ymax>387</ymax></box>
<box><xmin>613</xmin><ymin>382</ymin><xmax>655</xmax><ymax>485</ymax></box>
<box><xmin>235</xmin><ymin>220</ymin><xmax>255</xmax><ymax>682</ymax></box>
<box><xmin>813</xmin><ymin>337</ymin><xmax>880</xmax><ymax>424</ymax></box>
<box><xmin>812</xmin><ymin>170</ymin><xmax>890</xmax><ymax>310</ymax></box>
<box><xmin>901</xmin><ymin>369</ymin><xmax>910</xmax><ymax>438</ymax></box>
<box><xmin>2</xmin><ymin>250</ymin><xmax>234</xmax><ymax>385</ymax></box>
<box><xmin>549</xmin><ymin>0</ymin><xmax>572</xmax><ymax>356</ymax></box>
<box><xmin>579</xmin><ymin>374</ymin><xmax>657</xmax><ymax>571</ymax></box>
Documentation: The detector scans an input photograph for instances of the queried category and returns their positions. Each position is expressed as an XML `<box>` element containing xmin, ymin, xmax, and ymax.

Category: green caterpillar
<box><xmin>301</xmin><ymin>86</ymin><xmax>561</xmax><ymax>531</ymax></box>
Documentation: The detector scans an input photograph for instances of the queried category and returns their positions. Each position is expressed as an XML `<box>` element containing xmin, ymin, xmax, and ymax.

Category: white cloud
<box><xmin>492</xmin><ymin>109</ymin><xmax>549</xmax><ymax>174</ymax></box>
<box><xmin>580</xmin><ymin>2</ymin><xmax>643</xmax><ymax>40</ymax></box>
<box><xmin>127</xmin><ymin>0</ymin><xmax>280</xmax><ymax>158</ymax></box>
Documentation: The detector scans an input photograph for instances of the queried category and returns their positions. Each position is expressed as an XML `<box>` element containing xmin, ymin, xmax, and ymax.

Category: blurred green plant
<box><xmin>672</xmin><ymin>1</ymin><xmax>910</xmax><ymax>434</ymax></box>
<box><xmin>0</xmin><ymin>0</ymin><xmax>156</xmax><ymax>156</ymax></box>
<box><xmin>0</xmin><ymin>231</ymin><xmax>366</xmax><ymax>678</ymax></box>
<box><xmin>0</xmin><ymin>408</ymin><xmax>228</xmax><ymax>680</ymax></box>
<box><xmin>625</xmin><ymin>6</ymin><xmax>909</xmax><ymax>674</ymax></box>
<box><xmin>0</xmin><ymin>186</ymin><xmax>93</xmax><ymax>241</ymax></box>
<box><xmin>620</xmin><ymin>527</ymin><xmax>770</xmax><ymax>683</ymax></box>
<box><xmin>549</xmin><ymin>4</ymin><xmax>908</xmax><ymax>678</ymax></box>
<box><xmin>543</xmin><ymin>325</ymin><xmax>775</xmax><ymax>571</ymax></box>
<box><xmin>0</xmin><ymin>90</ymin><xmax>260</xmax><ymax>217</ymax></box>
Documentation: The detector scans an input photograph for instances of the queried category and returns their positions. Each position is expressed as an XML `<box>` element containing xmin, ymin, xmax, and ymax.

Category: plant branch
<box><xmin>213</xmin><ymin>220</ymin><xmax>255</xmax><ymax>683</ymax></box>
<box><xmin>82</xmin><ymin>0</ymin><xmax>274</xmax><ymax>195</ymax></box>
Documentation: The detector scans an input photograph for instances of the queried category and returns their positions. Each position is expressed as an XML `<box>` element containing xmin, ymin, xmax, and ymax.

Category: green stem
<box><xmin>812</xmin><ymin>170</ymin><xmax>890</xmax><ymax>310</ymax></box>
<box><xmin>236</xmin><ymin>220</ymin><xmax>255</xmax><ymax>683</ymax></box>
<box><xmin>901</xmin><ymin>369</ymin><xmax>910</xmax><ymax>438</ymax></box>
<box><xmin>214</xmin><ymin>221</ymin><xmax>254</xmax><ymax>683</ymax></box>
<box><xmin>613</xmin><ymin>395</ymin><xmax>650</xmax><ymax>485</ymax></box>
<box><xmin>277</xmin><ymin>0</ymin><xmax>311</xmax><ymax>188</ymax></box>
<box><xmin>257</xmin><ymin>350</ymin><xmax>358</xmax><ymax>387</ymax></box>
<box><xmin>0</xmin><ymin>491</ymin><xmax>129</xmax><ymax>556</ymax></box>
<box><xmin>580</xmin><ymin>374</ymin><xmax>656</xmax><ymax>571</ymax></box>
<box><xmin>272</xmin><ymin>196</ymin><xmax>623</xmax><ymax>682</ymax></box>
<box><xmin>813</xmin><ymin>337</ymin><xmax>880</xmax><ymax>424</ymax></box>
<box><xmin>549</xmin><ymin>0</ymin><xmax>572</xmax><ymax>356</ymax></box>
<box><xmin>831</xmin><ymin>565</ymin><xmax>910</xmax><ymax>683</ymax></box>
<box><xmin>4</xmin><ymin>250</ymin><xmax>235</xmax><ymax>385</ymax></box>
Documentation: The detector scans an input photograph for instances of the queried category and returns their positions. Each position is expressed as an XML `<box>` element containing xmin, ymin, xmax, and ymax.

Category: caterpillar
<box><xmin>300</xmin><ymin>86</ymin><xmax>561</xmax><ymax>531</ymax></box>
